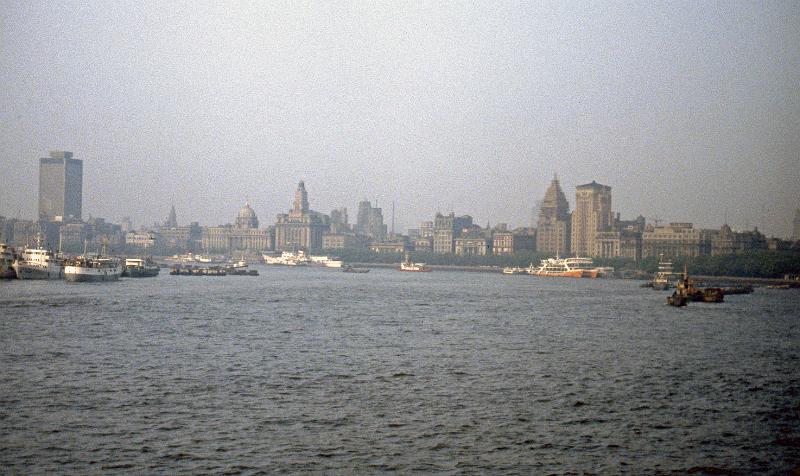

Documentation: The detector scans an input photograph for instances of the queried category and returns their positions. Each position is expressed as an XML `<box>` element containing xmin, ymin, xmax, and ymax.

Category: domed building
<box><xmin>201</xmin><ymin>201</ymin><xmax>274</xmax><ymax>255</ymax></box>
<box><xmin>235</xmin><ymin>201</ymin><xmax>259</xmax><ymax>229</ymax></box>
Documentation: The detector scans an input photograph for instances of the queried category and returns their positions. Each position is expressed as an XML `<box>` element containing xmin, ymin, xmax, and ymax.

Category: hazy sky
<box><xmin>1</xmin><ymin>1</ymin><xmax>798</xmax><ymax>236</ymax></box>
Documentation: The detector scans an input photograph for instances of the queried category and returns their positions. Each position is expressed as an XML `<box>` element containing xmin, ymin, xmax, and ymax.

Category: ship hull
<box><xmin>64</xmin><ymin>266</ymin><xmax>122</xmax><ymax>282</ymax></box>
<box><xmin>13</xmin><ymin>263</ymin><xmax>63</xmax><ymax>279</ymax></box>
<box><xmin>124</xmin><ymin>267</ymin><xmax>160</xmax><ymax>278</ymax></box>
<box><xmin>534</xmin><ymin>270</ymin><xmax>586</xmax><ymax>278</ymax></box>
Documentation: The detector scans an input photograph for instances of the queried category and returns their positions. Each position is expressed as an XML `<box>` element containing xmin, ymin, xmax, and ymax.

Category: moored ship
<box><xmin>263</xmin><ymin>251</ymin><xmax>310</xmax><ymax>266</ymax></box>
<box><xmin>64</xmin><ymin>255</ymin><xmax>123</xmax><ymax>282</ymax></box>
<box><xmin>13</xmin><ymin>245</ymin><xmax>64</xmax><ymax>279</ymax></box>
<box><xmin>122</xmin><ymin>257</ymin><xmax>160</xmax><ymax>278</ymax></box>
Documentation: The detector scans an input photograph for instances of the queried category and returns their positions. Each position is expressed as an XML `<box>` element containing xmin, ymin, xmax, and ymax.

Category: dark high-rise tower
<box><xmin>38</xmin><ymin>151</ymin><xmax>83</xmax><ymax>221</ymax></box>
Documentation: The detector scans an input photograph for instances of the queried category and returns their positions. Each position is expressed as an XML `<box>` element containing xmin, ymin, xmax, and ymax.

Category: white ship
<box><xmin>64</xmin><ymin>255</ymin><xmax>123</xmax><ymax>282</ymax></box>
<box><xmin>262</xmin><ymin>251</ymin><xmax>310</xmax><ymax>266</ymax></box>
<box><xmin>398</xmin><ymin>253</ymin><xmax>430</xmax><ymax>272</ymax></box>
<box><xmin>13</xmin><ymin>244</ymin><xmax>64</xmax><ymax>279</ymax></box>
<box><xmin>14</xmin><ymin>236</ymin><xmax>64</xmax><ymax>279</ymax></box>
<box><xmin>309</xmin><ymin>255</ymin><xmax>344</xmax><ymax>268</ymax></box>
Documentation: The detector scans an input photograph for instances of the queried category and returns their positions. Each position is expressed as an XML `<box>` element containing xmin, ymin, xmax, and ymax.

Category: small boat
<box><xmin>502</xmin><ymin>266</ymin><xmax>525</xmax><ymax>275</ymax></box>
<box><xmin>342</xmin><ymin>265</ymin><xmax>369</xmax><ymax>273</ymax></box>
<box><xmin>667</xmin><ymin>270</ymin><xmax>724</xmax><ymax>306</ymax></box>
<box><xmin>767</xmin><ymin>284</ymin><xmax>790</xmax><ymax>289</ymax></box>
<box><xmin>399</xmin><ymin>253</ymin><xmax>430</xmax><ymax>272</ymax></box>
<box><xmin>224</xmin><ymin>259</ymin><xmax>259</xmax><ymax>276</ymax></box>
<box><xmin>169</xmin><ymin>265</ymin><xmax>227</xmax><ymax>276</ymax></box>
<box><xmin>122</xmin><ymin>257</ymin><xmax>160</xmax><ymax>278</ymax></box>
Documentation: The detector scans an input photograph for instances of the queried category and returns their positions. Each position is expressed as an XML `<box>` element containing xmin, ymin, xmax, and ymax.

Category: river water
<box><xmin>1</xmin><ymin>266</ymin><xmax>798</xmax><ymax>474</ymax></box>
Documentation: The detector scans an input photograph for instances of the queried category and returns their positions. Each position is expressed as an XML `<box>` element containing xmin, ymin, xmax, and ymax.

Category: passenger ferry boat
<box><xmin>64</xmin><ymin>254</ymin><xmax>122</xmax><ymax>282</ymax></box>
<box><xmin>12</xmin><ymin>235</ymin><xmax>63</xmax><ymax>279</ymax></box>
<box><xmin>532</xmin><ymin>256</ymin><xmax>599</xmax><ymax>278</ymax></box>
<box><xmin>399</xmin><ymin>254</ymin><xmax>430</xmax><ymax>272</ymax></box>
<box><xmin>122</xmin><ymin>257</ymin><xmax>160</xmax><ymax>278</ymax></box>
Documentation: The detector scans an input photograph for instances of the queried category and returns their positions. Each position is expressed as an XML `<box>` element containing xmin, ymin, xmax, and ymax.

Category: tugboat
<box><xmin>399</xmin><ymin>253</ymin><xmax>431</xmax><ymax>272</ymax></box>
<box><xmin>667</xmin><ymin>269</ymin><xmax>724</xmax><ymax>306</ymax></box>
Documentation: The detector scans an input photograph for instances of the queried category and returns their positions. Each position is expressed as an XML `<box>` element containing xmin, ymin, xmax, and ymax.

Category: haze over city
<box><xmin>2</xmin><ymin>2</ymin><xmax>798</xmax><ymax>236</ymax></box>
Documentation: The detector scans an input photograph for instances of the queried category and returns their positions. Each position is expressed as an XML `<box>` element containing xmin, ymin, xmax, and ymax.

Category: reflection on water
<box><xmin>1</xmin><ymin>267</ymin><xmax>799</xmax><ymax>473</ymax></box>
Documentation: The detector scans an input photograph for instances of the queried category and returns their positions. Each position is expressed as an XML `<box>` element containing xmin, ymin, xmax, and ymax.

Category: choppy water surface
<box><xmin>1</xmin><ymin>267</ymin><xmax>799</xmax><ymax>474</ymax></box>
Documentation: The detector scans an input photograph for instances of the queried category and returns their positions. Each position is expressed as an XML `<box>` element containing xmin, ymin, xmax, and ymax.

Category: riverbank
<box><xmin>350</xmin><ymin>262</ymin><xmax>800</xmax><ymax>286</ymax></box>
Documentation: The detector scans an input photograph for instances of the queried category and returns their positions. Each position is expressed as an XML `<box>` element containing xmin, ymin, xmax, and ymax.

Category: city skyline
<box><xmin>2</xmin><ymin>3</ymin><xmax>798</xmax><ymax>236</ymax></box>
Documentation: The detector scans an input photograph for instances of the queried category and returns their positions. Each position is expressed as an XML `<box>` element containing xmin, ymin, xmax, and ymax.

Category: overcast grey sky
<box><xmin>1</xmin><ymin>1</ymin><xmax>798</xmax><ymax>236</ymax></box>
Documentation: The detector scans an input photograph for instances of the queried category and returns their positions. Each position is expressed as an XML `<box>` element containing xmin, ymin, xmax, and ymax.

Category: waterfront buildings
<box><xmin>641</xmin><ymin>223</ymin><xmax>710</xmax><ymax>259</ymax></box>
<box><xmin>38</xmin><ymin>151</ymin><xmax>83</xmax><ymax>221</ymax></box>
<box><xmin>710</xmin><ymin>224</ymin><xmax>766</xmax><ymax>256</ymax></box>
<box><xmin>536</xmin><ymin>176</ymin><xmax>571</xmax><ymax>255</ymax></box>
<box><xmin>571</xmin><ymin>181</ymin><xmax>613</xmax><ymax>257</ymax></box>
<box><xmin>274</xmin><ymin>182</ymin><xmax>330</xmax><ymax>251</ymax></box>
<box><xmin>355</xmin><ymin>201</ymin><xmax>387</xmax><ymax>241</ymax></box>
<box><xmin>433</xmin><ymin>213</ymin><xmax>473</xmax><ymax>254</ymax></box>
<box><xmin>202</xmin><ymin>202</ymin><xmax>274</xmax><ymax>254</ymax></box>
<box><xmin>492</xmin><ymin>229</ymin><xmax>536</xmax><ymax>255</ymax></box>
<box><xmin>454</xmin><ymin>236</ymin><xmax>491</xmax><ymax>256</ymax></box>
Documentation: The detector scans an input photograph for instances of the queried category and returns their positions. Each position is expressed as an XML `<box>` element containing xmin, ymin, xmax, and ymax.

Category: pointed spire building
<box><xmin>536</xmin><ymin>175</ymin><xmax>571</xmax><ymax>255</ymax></box>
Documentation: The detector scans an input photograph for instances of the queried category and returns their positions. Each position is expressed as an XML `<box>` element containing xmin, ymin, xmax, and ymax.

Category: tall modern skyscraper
<box><xmin>571</xmin><ymin>181</ymin><xmax>613</xmax><ymax>257</ymax></box>
<box><xmin>355</xmin><ymin>200</ymin><xmax>387</xmax><ymax>241</ymax></box>
<box><xmin>38</xmin><ymin>151</ymin><xmax>83</xmax><ymax>221</ymax></box>
<box><xmin>536</xmin><ymin>176</ymin><xmax>571</xmax><ymax>255</ymax></box>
